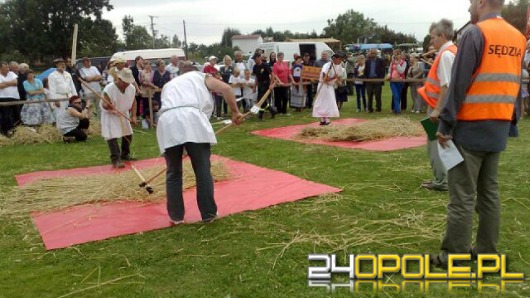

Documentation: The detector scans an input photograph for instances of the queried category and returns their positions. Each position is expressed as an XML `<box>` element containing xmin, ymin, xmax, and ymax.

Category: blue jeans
<box><xmin>390</xmin><ymin>82</ymin><xmax>404</xmax><ymax>113</ymax></box>
<box><xmin>355</xmin><ymin>84</ymin><xmax>366</xmax><ymax>110</ymax></box>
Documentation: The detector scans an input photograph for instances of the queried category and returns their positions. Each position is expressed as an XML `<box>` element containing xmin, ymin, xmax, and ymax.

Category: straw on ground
<box><xmin>299</xmin><ymin>117</ymin><xmax>424</xmax><ymax>142</ymax></box>
<box><xmin>0</xmin><ymin>160</ymin><xmax>230</xmax><ymax>217</ymax></box>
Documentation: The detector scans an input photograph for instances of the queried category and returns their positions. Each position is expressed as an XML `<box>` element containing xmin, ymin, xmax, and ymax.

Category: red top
<box><xmin>272</xmin><ymin>61</ymin><xmax>290</xmax><ymax>84</ymax></box>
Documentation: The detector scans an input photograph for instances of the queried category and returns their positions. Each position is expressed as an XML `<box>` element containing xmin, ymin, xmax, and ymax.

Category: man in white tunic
<box><xmin>79</xmin><ymin>57</ymin><xmax>103</xmax><ymax>116</ymax></box>
<box><xmin>156</xmin><ymin>62</ymin><xmax>243</xmax><ymax>225</ymax></box>
<box><xmin>100</xmin><ymin>68</ymin><xmax>137</xmax><ymax>168</ymax></box>
<box><xmin>48</xmin><ymin>58</ymin><xmax>78</xmax><ymax>110</ymax></box>
<box><xmin>312</xmin><ymin>52</ymin><xmax>345</xmax><ymax>125</ymax></box>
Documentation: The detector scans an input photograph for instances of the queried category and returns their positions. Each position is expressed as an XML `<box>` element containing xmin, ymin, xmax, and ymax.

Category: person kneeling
<box><xmin>56</xmin><ymin>95</ymin><xmax>91</xmax><ymax>142</ymax></box>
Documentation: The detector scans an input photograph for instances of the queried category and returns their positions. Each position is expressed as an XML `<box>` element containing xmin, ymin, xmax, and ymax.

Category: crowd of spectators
<box><xmin>2</xmin><ymin>41</ymin><xmax>528</xmax><ymax>140</ymax></box>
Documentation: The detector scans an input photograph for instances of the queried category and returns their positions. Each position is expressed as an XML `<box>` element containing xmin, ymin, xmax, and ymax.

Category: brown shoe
<box><xmin>112</xmin><ymin>161</ymin><xmax>125</xmax><ymax>168</ymax></box>
<box><xmin>421</xmin><ymin>182</ymin><xmax>448</xmax><ymax>191</ymax></box>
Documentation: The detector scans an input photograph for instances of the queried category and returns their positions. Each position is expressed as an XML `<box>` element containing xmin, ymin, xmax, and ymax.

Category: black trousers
<box><xmin>346</xmin><ymin>73</ymin><xmax>355</xmax><ymax>95</ymax></box>
<box><xmin>274</xmin><ymin>86</ymin><xmax>289</xmax><ymax>114</ymax></box>
<box><xmin>165</xmin><ymin>143</ymin><xmax>216</xmax><ymax>221</ymax></box>
<box><xmin>257</xmin><ymin>85</ymin><xmax>274</xmax><ymax>119</ymax></box>
<box><xmin>64</xmin><ymin>118</ymin><xmax>90</xmax><ymax>141</ymax></box>
<box><xmin>106</xmin><ymin>135</ymin><xmax>132</xmax><ymax>163</ymax></box>
<box><xmin>365</xmin><ymin>82</ymin><xmax>383</xmax><ymax>112</ymax></box>
<box><xmin>306</xmin><ymin>84</ymin><xmax>315</xmax><ymax>108</ymax></box>
<box><xmin>0</xmin><ymin>97</ymin><xmax>17</xmax><ymax>135</ymax></box>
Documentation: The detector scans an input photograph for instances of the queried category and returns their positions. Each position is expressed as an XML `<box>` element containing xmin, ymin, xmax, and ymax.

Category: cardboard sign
<box><xmin>301</xmin><ymin>66</ymin><xmax>322</xmax><ymax>81</ymax></box>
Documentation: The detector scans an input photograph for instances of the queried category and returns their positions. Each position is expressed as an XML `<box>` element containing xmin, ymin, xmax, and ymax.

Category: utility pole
<box><xmin>149</xmin><ymin>15</ymin><xmax>158</xmax><ymax>49</ymax></box>
<box><xmin>183</xmin><ymin>19</ymin><xmax>188</xmax><ymax>58</ymax></box>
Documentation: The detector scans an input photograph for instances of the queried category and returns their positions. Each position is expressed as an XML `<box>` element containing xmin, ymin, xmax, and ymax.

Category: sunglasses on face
<box><xmin>73</xmin><ymin>101</ymin><xmax>82</xmax><ymax>104</ymax></box>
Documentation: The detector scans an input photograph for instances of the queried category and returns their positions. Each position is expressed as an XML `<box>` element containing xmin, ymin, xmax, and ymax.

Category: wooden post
<box><xmin>71</xmin><ymin>24</ymin><xmax>78</xmax><ymax>64</ymax></box>
<box><xmin>148</xmin><ymin>89</ymin><xmax>154</xmax><ymax>128</ymax></box>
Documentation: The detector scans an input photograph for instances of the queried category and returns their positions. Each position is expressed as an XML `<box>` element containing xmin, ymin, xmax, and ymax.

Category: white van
<box><xmin>110</xmin><ymin>48</ymin><xmax>186</xmax><ymax>66</ymax></box>
<box><xmin>259</xmin><ymin>42</ymin><xmax>333</xmax><ymax>64</ymax></box>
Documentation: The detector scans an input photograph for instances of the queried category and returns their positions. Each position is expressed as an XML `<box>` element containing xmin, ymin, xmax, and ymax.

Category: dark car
<box><xmin>75</xmin><ymin>56</ymin><xmax>112</xmax><ymax>72</ymax></box>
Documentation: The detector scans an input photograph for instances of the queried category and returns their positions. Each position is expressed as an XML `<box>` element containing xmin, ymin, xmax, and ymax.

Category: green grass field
<box><xmin>1</xmin><ymin>91</ymin><xmax>529</xmax><ymax>298</ymax></box>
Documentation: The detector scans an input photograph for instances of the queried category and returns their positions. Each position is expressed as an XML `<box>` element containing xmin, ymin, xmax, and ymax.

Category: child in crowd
<box><xmin>142</xmin><ymin>101</ymin><xmax>160</xmax><ymax>129</ymax></box>
<box><xmin>212</xmin><ymin>71</ymin><xmax>224</xmax><ymax>120</ymax></box>
<box><xmin>240</xmin><ymin>69</ymin><xmax>256</xmax><ymax>112</ymax></box>
<box><xmin>228</xmin><ymin>68</ymin><xmax>242</xmax><ymax>110</ymax></box>
<box><xmin>290</xmin><ymin>55</ymin><xmax>305</xmax><ymax>111</ymax></box>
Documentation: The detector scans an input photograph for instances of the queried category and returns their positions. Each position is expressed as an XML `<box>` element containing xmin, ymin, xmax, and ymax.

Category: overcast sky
<box><xmin>102</xmin><ymin>0</ymin><xmax>472</xmax><ymax>45</ymax></box>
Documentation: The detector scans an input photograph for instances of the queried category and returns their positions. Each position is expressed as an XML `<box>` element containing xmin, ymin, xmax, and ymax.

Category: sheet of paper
<box><xmin>437</xmin><ymin>140</ymin><xmax>464</xmax><ymax>171</ymax></box>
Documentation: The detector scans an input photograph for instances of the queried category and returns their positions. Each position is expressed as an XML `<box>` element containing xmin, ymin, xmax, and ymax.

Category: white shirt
<box><xmin>320</xmin><ymin>62</ymin><xmax>342</xmax><ymax>86</ymax></box>
<box><xmin>234</xmin><ymin>61</ymin><xmax>246</xmax><ymax>78</ymax></box>
<box><xmin>79</xmin><ymin>66</ymin><xmax>102</xmax><ymax>94</ymax></box>
<box><xmin>165</xmin><ymin>63</ymin><xmax>179</xmax><ymax>79</ymax></box>
<box><xmin>228</xmin><ymin>75</ymin><xmax>242</xmax><ymax>96</ymax></box>
<box><xmin>241</xmin><ymin>77</ymin><xmax>255</xmax><ymax>96</ymax></box>
<box><xmin>437</xmin><ymin>41</ymin><xmax>456</xmax><ymax>87</ymax></box>
<box><xmin>48</xmin><ymin>70</ymin><xmax>78</xmax><ymax>100</ymax></box>
<box><xmin>100</xmin><ymin>83</ymin><xmax>136</xmax><ymax>140</ymax></box>
<box><xmin>156</xmin><ymin>71</ymin><xmax>216</xmax><ymax>153</ymax></box>
<box><xmin>0</xmin><ymin>71</ymin><xmax>19</xmax><ymax>99</ymax></box>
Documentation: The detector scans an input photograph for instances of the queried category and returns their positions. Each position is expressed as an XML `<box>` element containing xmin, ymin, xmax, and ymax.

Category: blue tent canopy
<box><xmin>36</xmin><ymin>67</ymin><xmax>56</xmax><ymax>81</ymax></box>
<box><xmin>359</xmin><ymin>43</ymin><xmax>393</xmax><ymax>51</ymax></box>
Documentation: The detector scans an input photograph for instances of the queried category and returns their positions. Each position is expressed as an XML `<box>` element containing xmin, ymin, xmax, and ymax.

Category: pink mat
<box><xmin>18</xmin><ymin>156</ymin><xmax>341</xmax><ymax>250</ymax></box>
<box><xmin>251</xmin><ymin>118</ymin><xmax>426</xmax><ymax>151</ymax></box>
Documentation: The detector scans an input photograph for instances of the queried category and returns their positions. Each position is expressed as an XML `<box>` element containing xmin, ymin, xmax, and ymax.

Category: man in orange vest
<box><xmin>418</xmin><ymin>19</ymin><xmax>457</xmax><ymax>192</ymax></box>
<box><xmin>432</xmin><ymin>0</ymin><xmax>525</xmax><ymax>267</ymax></box>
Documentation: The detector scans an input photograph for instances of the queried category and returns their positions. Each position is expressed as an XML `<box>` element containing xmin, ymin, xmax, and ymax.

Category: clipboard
<box><xmin>420</xmin><ymin>117</ymin><xmax>438</xmax><ymax>141</ymax></box>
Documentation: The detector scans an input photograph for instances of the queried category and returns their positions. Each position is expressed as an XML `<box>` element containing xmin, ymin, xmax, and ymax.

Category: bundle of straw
<box><xmin>87</xmin><ymin>119</ymin><xmax>101</xmax><ymax>136</ymax></box>
<box><xmin>0</xmin><ymin>120</ymin><xmax>100</xmax><ymax>146</ymax></box>
<box><xmin>0</xmin><ymin>134</ymin><xmax>14</xmax><ymax>146</ymax></box>
<box><xmin>37</xmin><ymin>124</ymin><xmax>63</xmax><ymax>143</ymax></box>
<box><xmin>11</xmin><ymin>126</ymin><xmax>52</xmax><ymax>145</ymax></box>
<box><xmin>299</xmin><ymin>118</ymin><xmax>423</xmax><ymax>142</ymax></box>
<box><xmin>1</xmin><ymin>160</ymin><xmax>230</xmax><ymax>217</ymax></box>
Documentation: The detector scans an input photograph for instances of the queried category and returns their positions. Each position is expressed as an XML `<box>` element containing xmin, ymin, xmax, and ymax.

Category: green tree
<box><xmin>373</xmin><ymin>25</ymin><xmax>417</xmax><ymax>45</ymax></box>
<box><xmin>221</xmin><ymin>27</ymin><xmax>242</xmax><ymax>47</ymax></box>
<box><xmin>0</xmin><ymin>0</ymin><xmax>113</xmax><ymax>61</ymax></box>
<box><xmin>502</xmin><ymin>0</ymin><xmax>529</xmax><ymax>34</ymax></box>
<box><xmin>78</xmin><ymin>18</ymin><xmax>121</xmax><ymax>57</ymax></box>
<box><xmin>323</xmin><ymin>9</ymin><xmax>378</xmax><ymax>44</ymax></box>
<box><xmin>155</xmin><ymin>34</ymin><xmax>171</xmax><ymax>49</ymax></box>
<box><xmin>422</xmin><ymin>34</ymin><xmax>431</xmax><ymax>52</ymax></box>
<box><xmin>171</xmin><ymin>34</ymin><xmax>183</xmax><ymax>48</ymax></box>
<box><xmin>122</xmin><ymin>15</ymin><xmax>152</xmax><ymax>50</ymax></box>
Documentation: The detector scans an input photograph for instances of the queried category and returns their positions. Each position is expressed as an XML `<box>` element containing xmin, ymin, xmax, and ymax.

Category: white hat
<box><xmin>113</xmin><ymin>57</ymin><xmax>126</xmax><ymax>64</ymax></box>
<box><xmin>208</xmin><ymin>56</ymin><xmax>218</xmax><ymax>61</ymax></box>
<box><xmin>116</xmin><ymin>68</ymin><xmax>135</xmax><ymax>84</ymax></box>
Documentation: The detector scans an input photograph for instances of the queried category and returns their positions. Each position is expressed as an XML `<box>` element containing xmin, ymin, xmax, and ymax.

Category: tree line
<box><xmin>0</xmin><ymin>0</ymin><xmax>527</xmax><ymax>66</ymax></box>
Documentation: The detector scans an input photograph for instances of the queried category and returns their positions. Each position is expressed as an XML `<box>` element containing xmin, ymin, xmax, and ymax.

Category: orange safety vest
<box><xmin>417</xmin><ymin>45</ymin><xmax>457</xmax><ymax>109</ymax></box>
<box><xmin>458</xmin><ymin>18</ymin><xmax>525</xmax><ymax>121</ymax></box>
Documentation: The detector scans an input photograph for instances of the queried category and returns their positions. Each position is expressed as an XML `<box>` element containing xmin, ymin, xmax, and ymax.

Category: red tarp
<box><xmin>251</xmin><ymin>118</ymin><xmax>426</xmax><ymax>151</ymax></box>
<box><xmin>17</xmin><ymin>156</ymin><xmax>341</xmax><ymax>250</ymax></box>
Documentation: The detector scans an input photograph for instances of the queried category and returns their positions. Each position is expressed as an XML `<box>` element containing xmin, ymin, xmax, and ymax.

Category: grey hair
<box><xmin>430</xmin><ymin>18</ymin><xmax>454</xmax><ymax>40</ymax></box>
<box><xmin>19</xmin><ymin>63</ymin><xmax>29</xmax><ymax>71</ymax></box>
<box><xmin>487</xmin><ymin>0</ymin><xmax>504</xmax><ymax>7</ymax></box>
<box><xmin>179</xmin><ymin>61</ymin><xmax>198</xmax><ymax>74</ymax></box>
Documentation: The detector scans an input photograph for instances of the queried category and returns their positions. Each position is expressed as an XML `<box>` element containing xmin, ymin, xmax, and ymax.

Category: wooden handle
<box><xmin>145</xmin><ymin>167</ymin><xmax>167</xmax><ymax>184</ymax></box>
<box><xmin>79</xmin><ymin>78</ymin><xmax>132</xmax><ymax>122</ymax></box>
<box><xmin>131</xmin><ymin>165</ymin><xmax>147</xmax><ymax>182</ymax></box>
<box><xmin>421</xmin><ymin>50</ymin><xmax>436</xmax><ymax>58</ymax></box>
